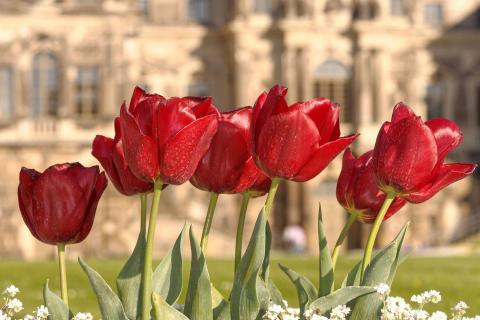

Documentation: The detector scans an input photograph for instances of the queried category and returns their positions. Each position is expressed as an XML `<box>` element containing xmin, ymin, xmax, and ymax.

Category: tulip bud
<box><xmin>18</xmin><ymin>163</ymin><xmax>107</xmax><ymax>245</ymax></box>
<box><xmin>372</xmin><ymin>103</ymin><xmax>477</xmax><ymax>203</ymax></box>
<box><xmin>250</xmin><ymin>85</ymin><xmax>358</xmax><ymax>182</ymax></box>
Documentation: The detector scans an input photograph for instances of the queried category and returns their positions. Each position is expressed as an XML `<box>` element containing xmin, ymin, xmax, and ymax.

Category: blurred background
<box><xmin>1</xmin><ymin>0</ymin><xmax>480</xmax><ymax>314</ymax></box>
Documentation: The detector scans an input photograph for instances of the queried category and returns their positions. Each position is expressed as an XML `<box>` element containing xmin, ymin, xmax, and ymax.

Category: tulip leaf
<box><xmin>213</xmin><ymin>299</ymin><xmax>231</xmax><ymax>320</ymax></box>
<box><xmin>184</xmin><ymin>227</ymin><xmax>213</xmax><ymax>320</ymax></box>
<box><xmin>349</xmin><ymin>224</ymin><xmax>409</xmax><ymax>320</ymax></box>
<box><xmin>261</xmin><ymin>222</ymin><xmax>273</xmax><ymax>280</ymax></box>
<box><xmin>43</xmin><ymin>279</ymin><xmax>72</xmax><ymax>320</ymax></box>
<box><xmin>230</xmin><ymin>210</ymin><xmax>266</xmax><ymax>320</ymax></box>
<box><xmin>211</xmin><ymin>285</ymin><xmax>226</xmax><ymax>310</ymax></box>
<box><xmin>152</xmin><ymin>293</ymin><xmax>189</xmax><ymax>320</ymax></box>
<box><xmin>341</xmin><ymin>261</ymin><xmax>362</xmax><ymax>288</ymax></box>
<box><xmin>318</xmin><ymin>204</ymin><xmax>334</xmax><ymax>297</ymax></box>
<box><xmin>308</xmin><ymin>286</ymin><xmax>376</xmax><ymax>315</ymax></box>
<box><xmin>279</xmin><ymin>264</ymin><xmax>318</xmax><ymax>313</ymax></box>
<box><xmin>152</xmin><ymin>225</ymin><xmax>187</xmax><ymax>305</ymax></box>
<box><xmin>79</xmin><ymin>257</ymin><xmax>129</xmax><ymax>320</ymax></box>
<box><xmin>116</xmin><ymin>231</ymin><xmax>146</xmax><ymax>320</ymax></box>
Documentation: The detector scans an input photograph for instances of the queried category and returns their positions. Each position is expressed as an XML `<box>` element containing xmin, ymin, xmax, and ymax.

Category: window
<box><xmin>425</xmin><ymin>82</ymin><xmax>444</xmax><ymax>119</ymax></box>
<box><xmin>188</xmin><ymin>72</ymin><xmax>209</xmax><ymax>97</ymax></box>
<box><xmin>138</xmin><ymin>0</ymin><xmax>148</xmax><ymax>15</ymax></box>
<box><xmin>188</xmin><ymin>0</ymin><xmax>210</xmax><ymax>23</ymax></box>
<box><xmin>313</xmin><ymin>60</ymin><xmax>352</xmax><ymax>122</ymax></box>
<box><xmin>254</xmin><ymin>0</ymin><xmax>272</xmax><ymax>14</ymax></box>
<box><xmin>32</xmin><ymin>53</ymin><xmax>60</xmax><ymax>118</ymax></box>
<box><xmin>352</xmin><ymin>1</ymin><xmax>379</xmax><ymax>20</ymax></box>
<box><xmin>390</xmin><ymin>0</ymin><xmax>406</xmax><ymax>16</ymax></box>
<box><xmin>0</xmin><ymin>65</ymin><xmax>13</xmax><ymax>121</ymax></box>
<box><xmin>75</xmin><ymin>66</ymin><xmax>100</xmax><ymax>117</ymax></box>
<box><xmin>424</xmin><ymin>3</ymin><xmax>443</xmax><ymax>25</ymax></box>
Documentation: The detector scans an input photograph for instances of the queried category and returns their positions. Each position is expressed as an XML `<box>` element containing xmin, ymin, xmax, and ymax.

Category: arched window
<box><xmin>0</xmin><ymin>65</ymin><xmax>13</xmax><ymax>121</ymax></box>
<box><xmin>188</xmin><ymin>0</ymin><xmax>210</xmax><ymax>23</ymax></box>
<box><xmin>352</xmin><ymin>1</ymin><xmax>379</xmax><ymax>20</ymax></box>
<box><xmin>75</xmin><ymin>66</ymin><xmax>100</xmax><ymax>117</ymax></box>
<box><xmin>313</xmin><ymin>60</ymin><xmax>352</xmax><ymax>122</ymax></box>
<box><xmin>32</xmin><ymin>53</ymin><xmax>60</xmax><ymax>118</ymax></box>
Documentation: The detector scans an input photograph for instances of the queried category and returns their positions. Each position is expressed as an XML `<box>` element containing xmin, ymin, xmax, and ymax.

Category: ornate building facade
<box><xmin>0</xmin><ymin>0</ymin><xmax>479</xmax><ymax>258</ymax></box>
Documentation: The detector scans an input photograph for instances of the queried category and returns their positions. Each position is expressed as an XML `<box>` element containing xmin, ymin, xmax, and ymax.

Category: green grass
<box><xmin>1</xmin><ymin>255</ymin><xmax>479</xmax><ymax>317</ymax></box>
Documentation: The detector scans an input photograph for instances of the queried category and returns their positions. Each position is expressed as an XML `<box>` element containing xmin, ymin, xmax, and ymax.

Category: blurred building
<box><xmin>0</xmin><ymin>0</ymin><xmax>479</xmax><ymax>258</ymax></box>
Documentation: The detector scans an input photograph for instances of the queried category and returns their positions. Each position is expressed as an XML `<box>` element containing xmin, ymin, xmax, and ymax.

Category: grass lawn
<box><xmin>1</xmin><ymin>255</ymin><xmax>479</xmax><ymax>318</ymax></box>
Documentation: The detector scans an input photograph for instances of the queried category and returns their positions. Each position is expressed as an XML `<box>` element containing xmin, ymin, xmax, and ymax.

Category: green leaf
<box><xmin>184</xmin><ymin>227</ymin><xmax>213</xmax><ymax>320</ymax></box>
<box><xmin>152</xmin><ymin>293</ymin><xmax>189</xmax><ymax>320</ymax></box>
<box><xmin>116</xmin><ymin>231</ymin><xmax>146</xmax><ymax>320</ymax></box>
<box><xmin>341</xmin><ymin>261</ymin><xmax>361</xmax><ymax>288</ymax></box>
<box><xmin>279</xmin><ymin>264</ymin><xmax>318</xmax><ymax>313</ymax></box>
<box><xmin>79</xmin><ymin>258</ymin><xmax>129</xmax><ymax>320</ymax></box>
<box><xmin>261</xmin><ymin>222</ymin><xmax>273</xmax><ymax>280</ymax></box>
<box><xmin>349</xmin><ymin>224</ymin><xmax>409</xmax><ymax>320</ymax></box>
<box><xmin>152</xmin><ymin>225</ymin><xmax>187</xmax><ymax>305</ymax></box>
<box><xmin>308</xmin><ymin>286</ymin><xmax>376</xmax><ymax>315</ymax></box>
<box><xmin>318</xmin><ymin>204</ymin><xmax>334</xmax><ymax>297</ymax></box>
<box><xmin>230</xmin><ymin>210</ymin><xmax>266</xmax><ymax>320</ymax></box>
<box><xmin>43</xmin><ymin>280</ymin><xmax>72</xmax><ymax>320</ymax></box>
<box><xmin>266</xmin><ymin>280</ymin><xmax>283</xmax><ymax>305</ymax></box>
<box><xmin>211</xmin><ymin>285</ymin><xmax>225</xmax><ymax>310</ymax></box>
<box><xmin>213</xmin><ymin>299</ymin><xmax>230</xmax><ymax>320</ymax></box>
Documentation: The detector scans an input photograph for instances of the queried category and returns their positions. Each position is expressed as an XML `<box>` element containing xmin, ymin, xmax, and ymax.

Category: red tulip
<box><xmin>337</xmin><ymin>149</ymin><xmax>406</xmax><ymax>223</ymax></box>
<box><xmin>119</xmin><ymin>87</ymin><xmax>219</xmax><ymax>184</ymax></box>
<box><xmin>92</xmin><ymin>118</ymin><xmax>153</xmax><ymax>196</ymax></box>
<box><xmin>250</xmin><ymin>85</ymin><xmax>358</xmax><ymax>182</ymax></box>
<box><xmin>372</xmin><ymin>103</ymin><xmax>477</xmax><ymax>203</ymax></box>
<box><xmin>18</xmin><ymin>163</ymin><xmax>107</xmax><ymax>245</ymax></box>
<box><xmin>191</xmin><ymin>107</ymin><xmax>271</xmax><ymax>194</ymax></box>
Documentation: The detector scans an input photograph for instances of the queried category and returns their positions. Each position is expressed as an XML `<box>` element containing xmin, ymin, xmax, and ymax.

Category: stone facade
<box><xmin>0</xmin><ymin>0</ymin><xmax>479</xmax><ymax>258</ymax></box>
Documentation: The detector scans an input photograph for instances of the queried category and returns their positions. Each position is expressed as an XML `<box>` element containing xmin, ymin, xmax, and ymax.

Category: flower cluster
<box><xmin>374</xmin><ymin>283</ymin><xmax>480</xmax><ymax>320</ymax></box>
<box><xmin>262</xmin><ymin>301</ymin><xmax>351</xmax><ymax>320</ymax></box>
<box><xmin>0</xmin><ymin>285</ymin><xmax>93</xmax><ymax>320</ymax></box>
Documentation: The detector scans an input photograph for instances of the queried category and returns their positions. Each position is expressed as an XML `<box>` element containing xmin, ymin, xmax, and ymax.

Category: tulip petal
<box><xmin>373</xmin><ymin>116</ymin><xmax>438</xmax><ymax>192</ymax></box>
<box><xmin>250</xmin><ymin>91</ymin><xmax>268</xmax><ymax>152</ymax></box>
<box><xmin>18</xmin><ymin>167</ymin><xmax>41</xmax><ymax>240</ymax></box>
<box><xmin>232</xmin><ymin>158</ymin><xmax>264</xmax><ymax>193</ymax></box>
<box><xmin>157</xmin><ymin>97</ymin><xmax>197</xmax><ymax>151</ymax></box>
<box><xmin>75</xmin><ymin>172</ymin><xmax>108</xmax><ymax>243</ymax></box>
<box><xmin>161</xmin><ymin>114</ymin><xmax>218</xmax><ymax>184</ymax></box>
<box><xmin>256</xmin><ymin>110</ymin><xmax>319</xmax><ymax>179</ymax></box>
<box><xmin>336</xmin><ymin>148</ymin><xmax>356</xmax><ymax>207</ymax></box>
<box><xmin>425</xmin><ymin>118</ymin><xmax>463</xmax><ymax>163</ymax></box>
<box><xmin>293</xmin><ymin>134</ymin><xmax>358</xmax><ymax>182</ymax></box>
<box><xmin>298</xmin><ymin>98</ymin><xmax>341</xmax><ymax>144</ymax></box>
<box><xmin>391</xmin><ymin>102</ymin><xmax>415</xmax><ymax>124</ymax></box>
<box><xmin>129</xmin><ymin>86</ymin><xmax>147</xmax><ymax>111</ymax></box>
<box><xmin>119</xmin><ymin>104</ymin><xmax>159</xmax><ymax>182</ymax></box>
<box><xmin>403</xmin><ymin>163</ymin><xmax>477</xmax><ymax>203</ymax></box>
<box><xmin>190</xmin><ymin>97</ymin><xmax>220</xmax><ymax>118</ymax></box>
<box><xmin>32</xmin><ymin>168</ymin><xmax>88</xmax><ymax>244</ymax></box>
<box><xmin>92</xmin><ymin>135</ymin><xmax>124</xmax><ymax>192</ymax></box>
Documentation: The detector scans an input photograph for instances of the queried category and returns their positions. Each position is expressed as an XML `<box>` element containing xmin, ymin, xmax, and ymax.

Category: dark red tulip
<box><xmin>250</xmin><ymin>85</ymin><xmax>358</xmax><ymax>182</ymax></box>
<box><xmin>18</xmin><ymin>163</ymin><xmax>107</xmax><ymax>245</ymax></box>
<box><xmin>92</xmin><ymin>118</ymin><xmax>153</xmax><ymax>196</ymax></box>
<box><xmin>337</xmin><ymin>149</ymin><xmax>406</xmax><ymax>223</ymax></box>
<box><xmin>119</xmin><ymin>87</ymin><xmax>219</xmax><ymax>185</ymax></box>
<box><xmin>372</xmin><ymin>103</ymin><xmax>477</xmax><ymax>203</ymax></box>
<box><xmin>191</xmin><ymin>107</ymin><xmax>271</xmax><ymax>194</ymax></box>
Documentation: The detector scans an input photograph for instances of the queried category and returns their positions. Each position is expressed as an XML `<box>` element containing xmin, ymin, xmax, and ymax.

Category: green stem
<box><xmin>234</xmin><ymin>191</ymin><xmax>251</xmax><ymax>273</ymax></box>
<box><xmin>200</xmin><ymin>192</ymin><xmax>220</xmax><ymax>253</ymax></box>
<box><xmin>57</xmin><ymin>244</ymin><xmax>68</xmax><ymax>306</ymax></box>
<box><xmin>331</xmin><ymin>210</ymin><xmax>360</xmax><ymax>272</ymax></box>
<box><xmin>141</xmin><ymin>180</ymin><xmax>163</xmax><ymax>320</ymax></box>
<box><xmin>360</xmin><ymin>192</ymin><xmax>396</xmax><ymax>281</ymax></box>
<box><xmin>140</xmin><ymin>193</ymin><xmax>147</xmax><ymax>237</ymax></box>
<box><xmin>264</xmin><ymin>177</ymin><xmax>281</xmax><ymax>219</ymax></box>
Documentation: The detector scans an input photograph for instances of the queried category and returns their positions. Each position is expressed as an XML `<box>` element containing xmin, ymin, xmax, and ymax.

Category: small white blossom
<box><xmin>0</xmin><ymin>310</ymin><xmax>11</xmax><ymax>320</ymax></box>
<box><xmin>23</xmin><ymin>315</ymin><xmax>35</xmax><ymax>320</ymax></box>
<box><xmin>6</xmin><ymin>297</ymin><xmax>24</xmax><ymax>313</ymax></box>
<box><xmin>3</xmin><ymin>285</ymin><xmax>19</xmax><ymax>298</ymax></box>
<box><xmin>453</xmin><ymin>301</ymin><xmax>469</xmax><ymax>312</ymax></box>
<box><xmin>429</xmin><ymin>311</ymin><xmax>447</xmax><ymax>320</ymax></box>
<box><xmin>35</xmin><ymin>305</ymin><xmax>50</xmax><ymax>319</ymax></box>
<box><xmin>376</xmin><ymin>283</ymin><xmax>391</xmax><ymax>296</ymax></box>
<box><xmin>72</xmin><ymin>313</ymin><xmax>93</xmax><ymax>320</ymax></box>
<box><xmin>330</xmin><ymin>305</ymin><xmax>350</xmax><ymax>320</ymax></box>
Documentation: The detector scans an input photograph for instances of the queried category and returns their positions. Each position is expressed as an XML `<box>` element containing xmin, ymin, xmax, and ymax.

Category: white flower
<box><xmin>330</xmin><ymin>305</ymin><xmax>350</xmax><ymax>320</ymax></box>
<box><xmin>409</xmin><ymin>309</ymin><xmax>429</xmax><ymax>320</ymax></box>
<box><xmin>268</xmin><ymin>304</ymin><xmax>283</xmax><ymax>315</ymax></box>
<box><xmin>36</xmin><ymin>305</ymin><xmax>50</xmax><ymax>319</ymax></box>
<box><xmin>375</xmin><ymin>283</ymin><xmax>391</xmax><ymax>296</ymax></box>
<box><xmin>0</xmin><ymin>310</ymin><xmax>11</xmax><ymax>320</ymax></box>
<box><xmin>6</xmin><ymin>297</ymin><xmax>24</xmax><ymax>313</ymax></box>
<box><xmin>3</xmin><ymin>285</ymin><xmax>19</xmax><ymax>298</ymax></box>
<box><xmin>411</xmin><ymin>290</ymin><xmax>442</xmax><ymax>306</ymax></box>
<box><xmin>428</xmin><ymin>311</ymin><xmax>447</xmax><ymax>320</ymax></box>
<box><xmin>72</xmin><ymin>313</ymin><xmax>93</xmax><ymax>320</ymax></box>
<box><xmin>310</xmin><ymin>315</ymin><xmax>328</xmax><ymax>320</ymax></box>
<box><xmin>23</xmin><ymin>315</ymin><xmax>35</xmax><ymax>320</ymax></box>
<box><xmin>453</xmin><ymin>301</ymin><xmax>469</xmax><ymax>312</ymax></box>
